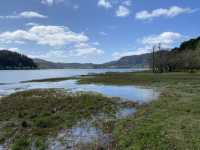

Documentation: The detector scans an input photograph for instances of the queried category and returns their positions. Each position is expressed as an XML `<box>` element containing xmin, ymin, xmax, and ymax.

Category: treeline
<box><xmin>152</xmin><ymin>37</ymin><xmax>200</xmax><ymax>72</ymax></box>
<box><xmin>0</xmin><ymin>50</ymin><xmax>37</xmax><ymax>70</ymax></box>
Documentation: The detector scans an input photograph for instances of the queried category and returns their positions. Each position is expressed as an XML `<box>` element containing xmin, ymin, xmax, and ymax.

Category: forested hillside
<box><xmin>0</xmin><ymin>50</ymin><xmax>37</xmax><ymax>70</ymax></box>
<box><xmin>153</xmin><ymin>37</ymin><xmax>200</xmax><ymax>72</ymax></box>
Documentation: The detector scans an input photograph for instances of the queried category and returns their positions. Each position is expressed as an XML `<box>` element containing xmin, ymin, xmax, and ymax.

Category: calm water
<box><xmin>0</xmin><ymin>69</ymin><xmax>158</xmax><ymax>103</ymax></box>
<box><xmin>0</xmin><ymin>69</ymin><xmax>144</xmax><ymax>83</ymax></box>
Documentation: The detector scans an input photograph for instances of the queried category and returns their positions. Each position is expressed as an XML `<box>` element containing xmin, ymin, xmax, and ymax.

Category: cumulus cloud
<box><xmin>29</xmin><ymin>41</ymin><xmax>104</xmax><ymax>62</ymax></box>
<box><xmin>29</xmin><ymin>50</ymin><xmax>67</xmax><ymax>62</ymax></box>
<box><xmin>0</xmin><ymin>25</ymin><xmax>88</xmax><ymax>46</ymax></box>
<box><xmin>71</xmin><ymin>42</ymin><xmax>103</xmax><ymax>56</ymax></box>
<box><xmin>0</xmin><ymin>11</ymin><xmax>47</xmax><ymax>19</ymax></box>
<box><xmin>0</xmin><ymin>25</ymin><xmax>104</xmax><ymax>57</ymax></box>
<box><xmin>141</xmin><ymin>32</ymin><xmax>183</xmax><ymax>47</ymax></box>
<box><xmin>30</xmin><ymin>47</ymin><xmax>104</xmax><ymax>63</ymax></box>
<box><xmin>98</xmin><ymin>0</ymin><xmax>112</xmax><ymax>9</ymax></box>
<box><xmin>19</xmin><ymin>11</ymin><xmax>47</xmax><ymax>18</ymax></box>
<box><xmin>136</xmin><ymin>6</ymin><xmax>194</xmax><ymax>20</ymax></box>
<box><xmin>0</xmin><ymin>47</ymin><xmax>21</xmax><ymax>53</ymax></box>
<box><xmin>116</xmin><ymin>5</ymin><xmax>130</xmax><ymax>17</ymax></box>
<box><xmin>112</xmin><ymin>32</ymin><xmax>184</xmax><ymax>59</ymax></box>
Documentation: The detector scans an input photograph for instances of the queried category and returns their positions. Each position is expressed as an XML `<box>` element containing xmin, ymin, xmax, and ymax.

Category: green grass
<box><xmin>113</xmin><ymin>87</ymin><xmax>200</xmax><ymax>149</ymax></box>
<box><xmin>0</xmin><ymin>89</ymin><xmax>123</xmax><ymax>149</ymax></box>
<box><xmin>78</xmin><ymin>71</ymin><xmax>200</xmax><ymax>149</ymax></box>
<box><xmin>77</xmin><ymin>71</ymin><xmax>200</xmax><ymax>86</ymax></box>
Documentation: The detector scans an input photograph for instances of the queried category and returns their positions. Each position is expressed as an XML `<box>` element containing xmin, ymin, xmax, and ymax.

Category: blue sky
<box><xmin>0</xmin><ymin>0</ymin><xmax>199</xmax><ymax>63</ymax></box>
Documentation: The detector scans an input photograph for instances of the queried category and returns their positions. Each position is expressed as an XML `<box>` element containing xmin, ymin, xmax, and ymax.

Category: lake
<box><xmin>0</xmin><ymin>69</ymin><xmax>158</xmax><ymax>103</ymax></box>
<box><xmin>0</xmin><ymin>69</ymin><xmax>144</xmax><ymax>83</ymax></box>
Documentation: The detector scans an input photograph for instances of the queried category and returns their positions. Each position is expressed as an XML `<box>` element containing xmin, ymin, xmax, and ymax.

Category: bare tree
<box><xmin>152</xmin><ymin>45</ymin><xmax>156</xmax><ymax>73</ymax></box>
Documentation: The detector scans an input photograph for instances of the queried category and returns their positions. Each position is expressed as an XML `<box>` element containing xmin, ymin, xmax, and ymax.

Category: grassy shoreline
<box><xmin>79</xmin><ymin>72</ymin><xmax>200</xmax><ymax>149</ymax></box>
<box><xmin>21</xmin><ymin>71</ymin><xmax>200</xmax><ymax>86</ymax></box>
<box><xmin>77</xmin><ymin>71</ymin><xmax>200</xmax><ymax>85</ymax></box>
<box><xmin>2</xmin><ymin>71</ymin><xmax>200</xmax><ymax>149</ymax></box>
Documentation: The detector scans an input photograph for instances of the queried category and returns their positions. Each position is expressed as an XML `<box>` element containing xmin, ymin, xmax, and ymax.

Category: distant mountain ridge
<box><xmin>98</xmin><ymin>53</ymin><xmax>151</xmax><ymax>68</ymax></box>
<box><xmin>34</xmin><ymin>53</ymin><xmax>151</xmax><ymax>69</ymax></box>
<box><xmin>34</xmin><ymin>58</ymin><xmax>96</xmax><ymax>69</ymax></box>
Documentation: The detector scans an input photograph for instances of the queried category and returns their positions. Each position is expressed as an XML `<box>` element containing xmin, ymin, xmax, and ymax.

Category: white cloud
<box><xmin>0</xmin><ymin>47</ymin><xmax>21</xmax><ymax>53</ymax></box>
<box><xmin>136</xmin><ymin>6</ymin><xmax>194</xmax><ymax>20</ymax></box>
<box><xmin>99</xmin><ymin>32</ymin><xmax>108</xmax><ymax>36</ymax></box>
<box><xmin>19</xmin><ymin>11</ymin><xmax>47</xmax><ymax>18</ymax></box>
<box><xmin>141</xmin><ymin>32</ymin><xmax>183</xmax><ymax>47</ymax></box>
<box><xmin>25</xmin><ymin>22</ymin><xmax>40</xmax><ymax>27</ymax></box>
<box><xmin>92</xmin><ymin>42</ymin><xmax>100</xmax><ymax>46</ymax></box>
<box><xmin>72</xmin><ymin>47</ymin><xmax>104</xmax><ymax>56</ymax></box>
<box><xmin>29</xmin><ymin>41</ymin><xmax>104</xmax><ymax>62</ymax></box>
<box><xmin>116</xmin><ymin>5</ymin><xmax>130</xmax><ymax>17</ymax></box>
<box><xmin>0</xmin><ymin>25</ymin><xmax>88</xmax><ymax>47</ymax></box>
<box><xmin>0</xmin><ymin>11</ymin><xmax>47</xmax><ymax>19</ymax></box>
<box><xmin>29</xmin><ymin>50</ymin><xmax>67</xmax><ymax>62</ymax></box>
<box><xmin>30</xmin><ymin>47</ymin><xmax>104</xmax><ymax>63</ymax></box>
<box><xmin>112</xmin><ymin>48</ymin><xmax>149</xmax><ymax>59</ymax></box>
<box><xmin>41</xmin><ymin>0</ymin><xmax>64</xmax><ymax>6</ymax></box>
<box><xmin>0</xmin><ymin>25</ymin><xmax>104</xmax><ymax>58</ymax></box>
<box><xmin>41</xmin><ymin>0</ymin><xmax>54</xmax><ymax>5</ymax></box>
<box><xmin>98</xmin><ymin>0</ymin><xmax>112</xmax><ymax>9</ymax></box>
<box><xmin>71</xmin><ymin>42</ymin><xmax>104</xmax><ymax>56</ymax></box>
<box><xmin>122</xmin><ymin>0</ymin><xmax>131</xmax><ymax>6</ymax></box>
<box><xmin>73</xmin><ymin>5</ymin><xmax>80</xmax><ymax>10</ymax></box>
<box><xmin>112</xmin><ymin>32</ymin><xmax>184</xmax><ymax>59</ymax></box>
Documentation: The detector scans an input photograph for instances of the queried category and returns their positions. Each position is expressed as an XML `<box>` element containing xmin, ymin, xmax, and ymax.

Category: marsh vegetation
<box><xmin>78</xmin><ymin>72</ymin><xmax>200</xmax><ymax>149</ymax></box>
<box><xmin>0</xmin><ymin>89</ymin><xmax>136</xmax><ymax>149</ymax></box>
<box><xmin>1</xmin><ymin>71</ymin><xmax>200</xmax><ymax>149</ymax></box>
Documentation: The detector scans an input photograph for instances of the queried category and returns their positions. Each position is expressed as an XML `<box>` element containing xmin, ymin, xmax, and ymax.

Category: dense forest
<box><xmin>153</xmin><ymin>37</ymin><xmax>200</xmax><ymax>72</ymax></box>
<box><xmin>0</xmin><ymin>50</ymin><xmax>37</xmax><ymax>70</ymax></box>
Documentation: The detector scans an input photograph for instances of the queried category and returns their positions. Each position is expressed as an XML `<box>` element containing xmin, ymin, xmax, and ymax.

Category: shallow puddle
<box><xmin>116</xmin><ymin>108</ymin><xmax>136</xmax><ymax>118</ymax></box>
<box><xmin>47</xmin><ymin>121</ymin><xmax>111</xmax><ymax>150</ymax></box>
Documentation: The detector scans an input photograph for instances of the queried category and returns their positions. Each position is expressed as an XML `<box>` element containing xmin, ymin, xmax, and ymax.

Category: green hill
<box><xmin>0</xmin><ymin>50</ymin><xmax>37</xmax><ymax>70</ymax></box>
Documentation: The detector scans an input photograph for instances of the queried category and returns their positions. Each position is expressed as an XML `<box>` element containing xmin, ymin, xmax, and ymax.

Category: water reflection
<box><xmin>0</xmin><ymin>80</ymin><xmax>158</xmax><ymax>103</ymax></box>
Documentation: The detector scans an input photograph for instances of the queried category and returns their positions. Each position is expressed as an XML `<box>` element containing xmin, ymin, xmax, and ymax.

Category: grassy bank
<box><xmin>0</xmin><ymin>89</ymin><xmax>127</xmax><ymax>150</ymax></box>
<box><xmin>78</xmin><ymin>72</ymin><xmax>200</xmax><ymax>149</ymax></box>
<box><xmin>77</xmin><ymin>71</ymin><xmax>200</xmax><ymax>85</ymax></box>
